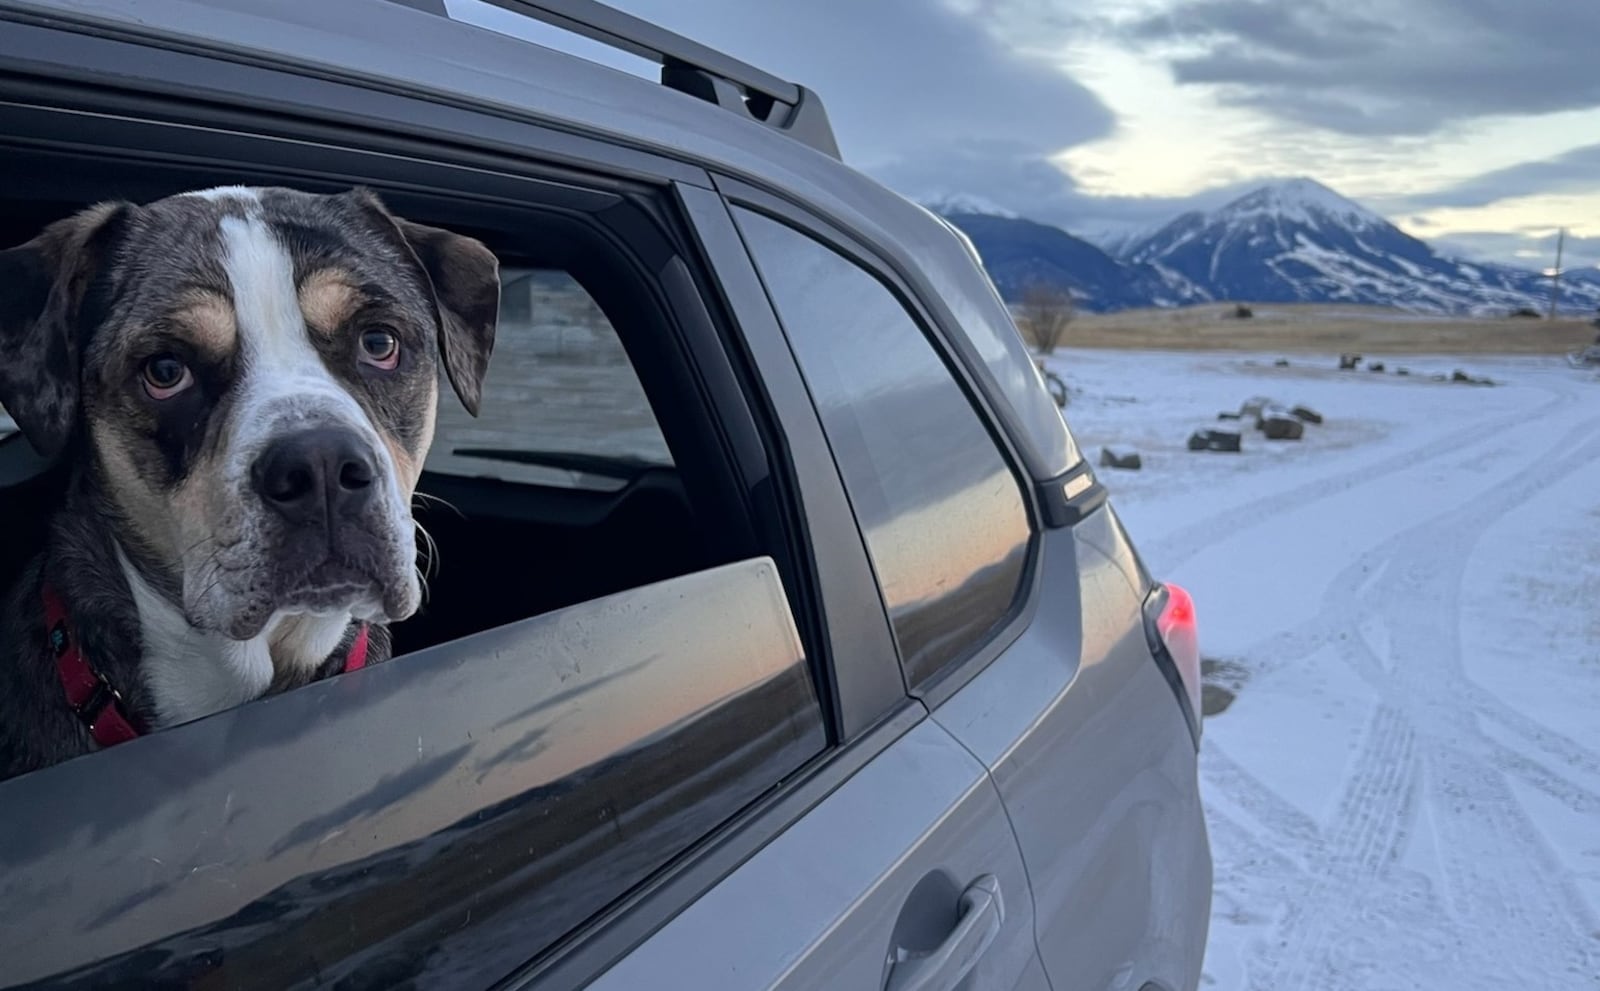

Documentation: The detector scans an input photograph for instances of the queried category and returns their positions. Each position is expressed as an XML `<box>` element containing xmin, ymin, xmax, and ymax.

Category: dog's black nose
<box><xmin>252</xmin><ymin>427</ymin><xmax>379</xmax><ymax>527</ymax></box>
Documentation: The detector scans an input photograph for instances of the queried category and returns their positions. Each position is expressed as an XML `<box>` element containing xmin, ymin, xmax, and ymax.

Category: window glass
<box><xmin>424</xmin><ymin>268</ymin><xmax>673</xmax><ymax>493</ymax></box>
<box><xmin>733</xmin><ymin>206</ymin><xmax>1032</xmax><ymax>689</ymax></box>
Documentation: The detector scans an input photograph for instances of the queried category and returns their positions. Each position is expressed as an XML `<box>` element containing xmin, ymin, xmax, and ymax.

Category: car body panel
<box><xmin>932</xmin><ymin>515</ymin><xmax>1212</xmax><ymax>991</ymax></box>
<box><xmin>587</xmin><ymin>718</ymin><xmax>1050</xmax><ymax>991</ymax></box>
<box><xmin>0</xmin><ymin>559</ymin><xmax>824</xmax><ymax>989</ymax></box>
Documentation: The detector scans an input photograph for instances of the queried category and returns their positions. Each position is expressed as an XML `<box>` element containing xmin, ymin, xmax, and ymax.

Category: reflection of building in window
<box><xmin>426</xmin><ymin>268</ymin><xmax>674</xmax><ymax>491</ymax></box>
<box><xmin>499</xmin><ymin>269</ymin><xmax>630</xmax><ymax>365</ymax></box>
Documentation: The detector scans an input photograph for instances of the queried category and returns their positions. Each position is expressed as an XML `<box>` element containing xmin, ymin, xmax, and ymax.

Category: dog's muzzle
<box><xmin>233</xmin><ymin>424</ymin><xmax>414</xmax><ymax>630</ymax></box>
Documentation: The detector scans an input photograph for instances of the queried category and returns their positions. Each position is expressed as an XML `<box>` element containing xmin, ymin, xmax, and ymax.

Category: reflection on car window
<box><xmin>734</xmin><ymin>207</ymin><xmax>1031</xmax><ymax>689</ymax></box>
<box><xmin>425</xmin><ymin>268</ymin><xmax>674</xmax><ymax>492</ymax></box>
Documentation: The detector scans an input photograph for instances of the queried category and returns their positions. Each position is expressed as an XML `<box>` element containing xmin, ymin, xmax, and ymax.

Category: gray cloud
<box><xmin>1401</xmin><ymin>143</ymin><xmax>1600</xmax><ymax>210</ymax></box>
<box><xmin>1434</xmin><ymin>230</ymin><xmax>1600</xmax><ymax>271</ymax></box>
<box><xmin>1119</xmin><ymin>0</ymin><xmax>1600</xmax><ymax>136</ymax></box>
<box><xmin>527</xmin><ymin>0</ymin><xmax>1116</xmax><ymax>171</ymax></box>
<box><xmin>453</xmin><ymin>0</ymin><xmax>1594</xmax><ymax>267</ymax></box>
<box><xmin>452</xmin><ymin>0</ymin><xmax>1116</xmax><ymax>236</ymax></box>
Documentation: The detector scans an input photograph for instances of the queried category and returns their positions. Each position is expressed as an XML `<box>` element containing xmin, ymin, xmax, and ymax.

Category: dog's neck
<box><xmin>40</xmin><ymin>467</ymin><xmax>355</xmax><ymax>730</ymax></box>
<box><xmin>115</xmin><ymin>547</ymin><xmax>353</xmax><ymax>728</ymax></box>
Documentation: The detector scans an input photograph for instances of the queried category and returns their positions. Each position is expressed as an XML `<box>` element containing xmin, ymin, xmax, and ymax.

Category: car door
<box><xmin>583</xmin><ymin>183</ymin><xmax>1050</xmax><ymax>991</ymax></box>
<box><xmin>700</xmin><ymin>180</ymin><xmax>1212</xmax><ymax>991</ymax></box>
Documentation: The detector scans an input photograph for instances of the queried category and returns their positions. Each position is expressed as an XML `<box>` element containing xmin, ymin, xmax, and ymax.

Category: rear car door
<box><xmin>710</xmin><ymin>182</ymin><xmax>1213</xmax><ymax>991</ymax></box>
<box><xmin>578</xmin><ymin>183</ymin><xmax>1050</xmax><ymax>991</ymax></box>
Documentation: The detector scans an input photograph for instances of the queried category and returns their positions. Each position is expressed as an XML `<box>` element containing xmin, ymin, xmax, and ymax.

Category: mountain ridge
<box><xmin>921</xmin><ymin>178</ymin><xmax>1595</xmax><ymax>317</ymax></box>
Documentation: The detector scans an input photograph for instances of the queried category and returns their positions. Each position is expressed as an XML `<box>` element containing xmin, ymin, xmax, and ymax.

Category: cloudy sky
<box><xmin>451</xmin><ymin>0</ymin><xmax>1598</xmax><ymax>271</ymax></box>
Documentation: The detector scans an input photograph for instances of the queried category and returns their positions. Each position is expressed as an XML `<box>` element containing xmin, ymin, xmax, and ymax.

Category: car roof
<box><xmin>2</xmin><ymin>0</ymin><xmax>932</xmax><ymax>242</ymax></box>
<box><xmin>0</xmin><ymin>0</ymin><xmax>1080</xmax><ymax>481</ymax></box>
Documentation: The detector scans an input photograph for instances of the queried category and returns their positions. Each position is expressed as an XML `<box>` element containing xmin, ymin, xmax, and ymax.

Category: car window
<box><xmin>732</xmin><ymin>206</ymin><xmax>1032</xmax><ymax>690</ymax></box>
<box><xmin>424</xmin><ymin>267</ymin><xmax>673</xmax><ymax>494</ymax></box>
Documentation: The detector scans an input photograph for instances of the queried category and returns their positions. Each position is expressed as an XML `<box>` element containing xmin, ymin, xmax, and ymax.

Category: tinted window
<box><xmin>733</xmin><ymin>207</ymin><xmax>1032</xmax><ymax>689</ymax></box>
<box><xmin>425</xmin><ymin>267</ymin><xmax>672</xmax><ymax>493</ymax></box>
<box><xmin>0</xmin><ymin>557</ymin><xmax>824</xmax><ymax>988</ymax></box>
<box><xmin>918</xmin><ymin>208</ymin><xmax>1085</xmax><ymax>477</ymax></box>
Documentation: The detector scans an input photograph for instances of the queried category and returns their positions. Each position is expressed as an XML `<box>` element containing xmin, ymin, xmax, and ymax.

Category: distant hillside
<box><xmin>923</xmin><ymin>178</ymin><xmax>1596</xmax><ymax>317</ymax></box>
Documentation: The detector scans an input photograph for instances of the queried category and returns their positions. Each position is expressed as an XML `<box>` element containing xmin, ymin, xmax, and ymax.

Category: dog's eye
<box><xmin>359</xmin><ymin>329</ymin><xmax>400</xmax><ymax>371</ymax></box>
<box><xmin>141</xmin><ymin>355</ymin><xmax>194</xmax><ymax>400</ymax></box>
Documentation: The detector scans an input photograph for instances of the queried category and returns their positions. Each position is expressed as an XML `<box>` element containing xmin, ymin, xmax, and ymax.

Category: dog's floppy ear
<box><xmin>0</xmin><ymin>202</ymin><xmax>131</xmax><ymax>457</ymax></box>
<box><xmin>348</xmin><ymin>189</ymin><xmax>500</xmax><ymax>417</ymax></box>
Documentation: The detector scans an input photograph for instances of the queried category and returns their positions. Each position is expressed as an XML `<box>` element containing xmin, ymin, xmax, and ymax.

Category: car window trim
<box><xmin>713</xmin><ymin>177</ymin><xmax>1046</xmax><ymax>708</ymax></box>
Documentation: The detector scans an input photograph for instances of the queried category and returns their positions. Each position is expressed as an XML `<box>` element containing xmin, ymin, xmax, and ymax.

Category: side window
<box><xmin>731</xmin><ymin>206</ymin><xmax>1032</xmax><ymax>690</ymax></box>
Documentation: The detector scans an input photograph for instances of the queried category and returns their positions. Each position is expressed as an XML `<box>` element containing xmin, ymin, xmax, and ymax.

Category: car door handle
<box><xmin>885</xmin><ymin>874</ymin><xmax>1005</xmax><ymax>991</ymax></box>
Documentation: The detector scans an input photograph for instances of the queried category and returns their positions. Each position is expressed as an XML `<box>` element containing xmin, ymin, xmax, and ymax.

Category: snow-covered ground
<box><xmin>1046</xmin><ymin>349</ymin><xmax>1600</xmax><ymax>990</ymax></box>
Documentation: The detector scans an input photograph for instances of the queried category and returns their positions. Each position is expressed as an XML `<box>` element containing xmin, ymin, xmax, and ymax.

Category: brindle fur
<box><xmin>0</xmin><ymin>186</ymin><xmax>496</xmax><ymax>781</ymax></box>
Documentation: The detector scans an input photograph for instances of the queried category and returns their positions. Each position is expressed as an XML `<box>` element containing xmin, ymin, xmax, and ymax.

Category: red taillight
<box><xmin>1154</xmin><ymin>583</ymin><xmax>1202</xmax><ymax>727</ymax></box>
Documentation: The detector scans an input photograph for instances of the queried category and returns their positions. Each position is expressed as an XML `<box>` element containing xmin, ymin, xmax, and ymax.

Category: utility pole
<box><xmin>1547</xmin><ymin>226</ymin><xmax>1566</xmax><ymax>320</ymax></box>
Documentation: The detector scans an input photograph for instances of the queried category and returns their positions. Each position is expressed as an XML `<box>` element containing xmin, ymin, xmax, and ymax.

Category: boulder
<box><xmin>1240</xmin><ymin>395</ymin><xmax>1276</xmax><ymax>418</ymax></box>
<box><xmin>1255</xmin><ymin>403</ymin><xmax>1293</xmax><ymax>429</ymax></box>
<box><xmin>1339</xmin><ymin>353</ymin><xmax>1363</xmax><ymax>370</ymax></box>
<box><xmin>1395</xmin><ymin>367</ymin><xmax>1411</xmax><ymax>376</ymax></box>
<box><xmin>1273</xmin><ymin>357</ymin><xmax>1290</xmax><ymax>367</ymax></box>
<box><xmin>1099</xmin><ymin>445</ymin><xmax>1142</xmax><ymax>470</ymax></box>
<box><xmin>1188</xmin><ymin>428</ymin><xmax>1242</xmax><ymax>453</ymax></box>
<box><xmin>1261</xmin><ymin>415</ymin><xmax>1305</xmax><ymax>441</ymax></box>
<box><xmin>1217</xmin><ymin>410</ymin><xmax>1243</xmax><ymax>420</ymax></box>
<box><xmin>1451</xmin><ymin>369</ymin><xmax>1472</xmax><ymax>382</ymax></box>
<box><xmin>1290</xmin><ymin>404</ymin><xmax>1323</xmax><ymax>424</ymax></box>
<box><xmin>1367</xmin><ymin>361</ymin><xmax>1385</xmax><ymax>372</ymax></box>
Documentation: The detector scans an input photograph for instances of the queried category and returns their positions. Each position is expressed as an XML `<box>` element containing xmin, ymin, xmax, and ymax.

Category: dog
<box><xmin>0</xmin><ymin>185</ymin><xmax>499</xmax><ymax>782</ymax></box>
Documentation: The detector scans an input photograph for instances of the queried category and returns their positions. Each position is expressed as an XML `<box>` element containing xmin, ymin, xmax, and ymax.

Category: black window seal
<box><xmin>665</xmin><ymin>180</ymin><xmax>910</xmax><ymax>742</ymax></box>
<box><xmin>713</xmin><ymin>178</ymin><xmax>1046</xmax><ymax>710</ymax></box>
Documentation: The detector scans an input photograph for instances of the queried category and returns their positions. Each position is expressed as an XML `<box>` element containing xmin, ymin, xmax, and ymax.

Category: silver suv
<box><xmin>0</xmin><ymin>1</ymin><xmax>1211</xmax><ymax>988</ymax></box>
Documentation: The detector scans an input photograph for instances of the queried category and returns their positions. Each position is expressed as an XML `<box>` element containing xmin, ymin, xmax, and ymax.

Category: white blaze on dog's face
<box><xmin>0</xmin><ymin>185</ymin><xmax>498</xmax><ymax>649</ymax></box>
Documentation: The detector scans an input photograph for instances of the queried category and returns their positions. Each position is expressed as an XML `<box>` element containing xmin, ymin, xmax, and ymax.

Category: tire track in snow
<box><xmin>1201</xmin><ymin>744</ymin><xmax>1323</xmax><ymax>853</ymax></box>
<box><xmin>1224</xmin><ymin>394</ymin><xmax>1600</xmax><ymax>989</ymax></box>
<box><xmin>1246</xmin><ymin>705</ymin><xmax>1418</xmax><ymax>991</ymax></box>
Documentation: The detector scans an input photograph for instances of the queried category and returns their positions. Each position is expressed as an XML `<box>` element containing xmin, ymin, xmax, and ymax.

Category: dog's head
<box><xmin>0</xmin><ymin>186</ymin><xmax>498</xmax><ymax>641</ymax></box>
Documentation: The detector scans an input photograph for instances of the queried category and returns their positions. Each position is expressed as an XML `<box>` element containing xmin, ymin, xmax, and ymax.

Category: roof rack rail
<box><xmin>408</xmin><ymin>0</ymin><xmax>841</xmax><ymax>159</ymax></box>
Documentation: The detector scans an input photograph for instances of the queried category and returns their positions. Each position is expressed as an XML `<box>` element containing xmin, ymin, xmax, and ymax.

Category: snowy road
<box><xmin>1048</xmin><ymin>350</ymin><xmax>1600</xmax><ymax>990</ymax></box>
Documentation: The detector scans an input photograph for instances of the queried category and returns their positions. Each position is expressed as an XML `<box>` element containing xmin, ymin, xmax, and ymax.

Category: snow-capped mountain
<box><xmin>917</xmin><ymin>192</ymin><xmax>1020</xmax><ymax>219</ymax></box>
<box><xmin>930</xmin><ymin>207</ymin><xmax>1209</xmax><ymax>312</ymax></box>
<box><xmin>1125</xmin><ymin>178</ymin><xmax>1596</xmax><ymax>316</ymax></box>
<box><xmin>922</xmin><ymin>178</ymin><xmax>1594</xmax><ymax>316</ymax></box>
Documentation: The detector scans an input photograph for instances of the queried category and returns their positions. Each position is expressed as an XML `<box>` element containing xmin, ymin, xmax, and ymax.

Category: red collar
<box><xmin>43</xmin><ymin>583</ymin><xmax>371</xmax><ymax>750</ymax></box>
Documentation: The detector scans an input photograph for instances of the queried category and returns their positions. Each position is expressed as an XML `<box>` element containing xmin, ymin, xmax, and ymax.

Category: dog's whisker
<box><xmin>412</xmin><ymin>490</ymin><xmax>466</xmax><ymax>520</ymax></box>
<box><xmin>414</xmin><ymin>520</ymin><xmax>441</xmax><ymax>583</ymax></box>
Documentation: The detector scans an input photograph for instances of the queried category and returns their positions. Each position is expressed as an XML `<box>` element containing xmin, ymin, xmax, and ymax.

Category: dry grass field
<box><xmin>1049</xmin><ymin>302</ymin><xmax>1597</xmax><ymax>354</ymax></box>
